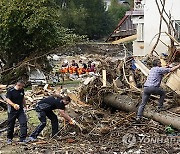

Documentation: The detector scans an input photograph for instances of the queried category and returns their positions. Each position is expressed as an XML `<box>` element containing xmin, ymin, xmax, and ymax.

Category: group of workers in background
<box><xmin>61</xmin><ymin>60</ymin><xmax>96</xmax><ymax>76</ymax></box>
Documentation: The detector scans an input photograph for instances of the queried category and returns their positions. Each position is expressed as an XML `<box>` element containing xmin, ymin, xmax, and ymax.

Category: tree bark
<box><xmin>104</xmin><ymin>94</ymin><xmax>180</xmax><ymax>130</ymax></box>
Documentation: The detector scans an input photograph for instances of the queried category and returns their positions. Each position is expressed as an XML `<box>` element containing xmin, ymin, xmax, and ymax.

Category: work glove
<box><xmin>69</xmin><ymin>119</ymin><xmax>76</xmax><ymax>125</ymax></box>
<box><xmin>13</xmin><ymin>104</ymin><xmax>20</xmax><ymax>110</ymax></box>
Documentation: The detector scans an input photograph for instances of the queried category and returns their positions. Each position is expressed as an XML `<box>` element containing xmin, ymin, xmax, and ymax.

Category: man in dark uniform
<box><xmin>28</xmin><ymin>95</ymin><xmax>75</xmax><ymax>141</ymax></box>
<box><xmin>71</xmin><ymin>60</ymin><xmax>79</xmax><ymax>68</ymax></box>
<box><xmin>79</xmin><ymin>60</ymin><xmax>87</xmax><ymax>69</ymax></box>
<box><xmin>78</xmin><ymin>60</ymin><xmax>87</xmax><ymax>75</ymax></box>
<box><xmin>71</xmin><ymin>60</ymin><xmax>79</xmax><ymax>75</ymax></box>
<box><xmin>6</xmin><ymin>80</ymin><xmax>27</xmax><ymax>144</ymax></box>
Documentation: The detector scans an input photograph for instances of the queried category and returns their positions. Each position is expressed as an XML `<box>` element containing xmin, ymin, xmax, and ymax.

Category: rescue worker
<box><xmin>78</xmin><ymin>60</ymin><xmax>87</xmax><ymax>75</ymax></box>
<box><xmin>90</xmin><ymin>63</ymin><xmax>96</xmax><ymax>73</ymax></box>
<box><xmin>136</xmin><ymin>59</ymin><xmax>180</xmax><ymax>122</ymax></box>
<box><xmin>71</xmin><ymin>60</ymin><xmax>79</xmax><ymax>74</ymax></box>
<box><xmin>71</xmin><ymin>60</ymin><xmax>79</xmax><ymax>68</ymax></box>
<box><xmin>28</xmin><ymin>95</ymin><xmax>76</xmax><ymax>141</ymax></box>
<box><xmin>79</xmin><ymin>60</ymin><xmax>87</xmax><ymax>69</ymax></box>
<box><xmin>87</xmin><ymin>61</ymin><xmax>96</xmax><ymax>74</ymax></box>
<box><xmin>61</xmin><ymin>60</ymin><xmax>69</xmax><ymax>81</ymax></box>
<box><xmin>61</xmin><ymin>60</ymin><xmax>69</xmax><ymax>74</ymax></box>
<box><xmin>6</xmin><ymin>80</ymin><xmax>27</xmax><ymax>144</ymax></box>
<box><xmin>87</xmin><ymin>61</ymin><xmax>92</xmax><ymax>73</ymax></box>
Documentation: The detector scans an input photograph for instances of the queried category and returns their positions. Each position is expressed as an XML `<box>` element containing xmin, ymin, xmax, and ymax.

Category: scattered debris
<box><xmin>166</xmin><ymin>69</ymin><xmax>180</xmax><ymax>95</ymax></box>
<box><xmin>28</xmin><ymin>67</ymin><xmax>47</xmax><ymax>85</ymax></box>
<box><xmin>0</xmin><ymin>53</ymin><xmax>179</xmax><ymax>153</ymax></box>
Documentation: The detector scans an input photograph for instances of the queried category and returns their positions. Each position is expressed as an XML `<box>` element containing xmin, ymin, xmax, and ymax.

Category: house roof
<box><xmin>105</xmin><ymin>15</ymin><xmax>129</xmax><ymax>42</ymax></box>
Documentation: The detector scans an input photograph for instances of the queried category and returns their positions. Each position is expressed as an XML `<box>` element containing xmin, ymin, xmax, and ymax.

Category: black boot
<box><xmin>135</xmin><ymin>117</ymin><xmax>142</xmax><ymax>124</ymax></box>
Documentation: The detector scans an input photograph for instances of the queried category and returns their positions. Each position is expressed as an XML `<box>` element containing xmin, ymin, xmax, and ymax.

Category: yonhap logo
<box><xmin>122</xmin><ymin>133</ymin><xmax>180</xmax><ymax>148</ymax></box>
<box><xmin>122</xmin><ymin>133</ymin><xmax>136</xmax><ymax>148</ymax></box>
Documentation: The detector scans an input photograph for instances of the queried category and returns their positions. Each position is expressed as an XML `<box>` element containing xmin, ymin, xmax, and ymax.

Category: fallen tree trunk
<box><xmin>104</xmin><ymin>94</ymin><xmax>180</xmax><ymax>130</ymax></box>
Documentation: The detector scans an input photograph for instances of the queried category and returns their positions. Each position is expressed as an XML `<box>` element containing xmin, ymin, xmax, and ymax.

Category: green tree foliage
<box><xmin>0</xmin><ymin>0</ymin><xmax>83</xmax><ymax>68</ymax></box>
<box><xmin>108</xmin><ymin>0</ymin><xmax>130</xmax><ymax>27</ymax></box>
<box><xmin>58</xmin><ymin>0</ymin><xmax>112</xmax><ymax>39</ymax></box>
<box><xmin>59</xmin><ymin>1</ymin><xmax>88</xmax><ymax>36</ymax></box>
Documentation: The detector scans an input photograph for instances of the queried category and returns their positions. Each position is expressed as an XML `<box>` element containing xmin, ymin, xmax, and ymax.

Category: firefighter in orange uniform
<box><xmin>78</xmin><ymin>60</ymin><xmax>87</xmax><ymax>75</ymax></box>
<box><xmin>61</xmin><ymin>60</ymin><xmax>69</xmax><ymax>74</ymax></box>
<box><xmin>69</xmin><ymin>60</ymin><xmax>79</xmax><ymax>75</ymax></box>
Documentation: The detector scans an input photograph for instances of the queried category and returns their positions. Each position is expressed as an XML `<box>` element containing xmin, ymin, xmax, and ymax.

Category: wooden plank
<box><xmin>102</xmin><ymin>70</ymin><xmax>107</xmax><ymax>87</ymax></box>
<box><xmin>166</xmin><ymin>69</ymin><xmax>180</xmax><ymax>95</ymax></box>
<box><xmin>134</xmin><ymin>59</ymin><xmax>150</xmax><ymax>76</ymax></box>
<box><xmin>111</xmin><ymin>35</ymin><xmax>137</xmax><ymax>44</ymax></box>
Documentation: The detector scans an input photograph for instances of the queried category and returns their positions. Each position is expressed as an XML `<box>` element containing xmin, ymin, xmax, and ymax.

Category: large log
<box><xmin>104</xmin><ymin>94</ymin><xmax>180</xmax><ymax>130</ymax></box>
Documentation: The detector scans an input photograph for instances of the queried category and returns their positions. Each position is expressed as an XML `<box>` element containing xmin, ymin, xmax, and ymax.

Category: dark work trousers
<box><xmin>7</xmin><ymin>110</ymin><xmax>27</xmax><ymax>140</ymax></box>
<box><xmin>137</xmin><ymin>86</ymin><xmax>165</xmax><ymax>118</ymax></box>
<box><xmin>30</xmin><ymin>107</ymin><xmax>58</xmax><ymax>138</ymax></box>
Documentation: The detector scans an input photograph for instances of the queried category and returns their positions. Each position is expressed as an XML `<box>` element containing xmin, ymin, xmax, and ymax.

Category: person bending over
<box><xmin>28</xmin><ymin>95</ymin><xmax>75</xmax><ymax>141</ymax></box>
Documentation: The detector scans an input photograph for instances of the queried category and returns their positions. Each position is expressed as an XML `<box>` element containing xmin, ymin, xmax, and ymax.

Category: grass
<box><xmin>0</xmin><ymin>111</ymin><xmax>7</xmax><ymax>122</ymax></box>
<box><xmin>27</xmin><ymin>110</ymin><xmax>39</xmax><ymax>126</ymax></box>
<box><xmin>0</xmin><ymin>110</ymin><xmax>39</xmax><ymax>125</ymax></box>
<box><xmin>58</xmin><ymin>80</ymin><xmax>81</xmax><ymax>85</ymax></box>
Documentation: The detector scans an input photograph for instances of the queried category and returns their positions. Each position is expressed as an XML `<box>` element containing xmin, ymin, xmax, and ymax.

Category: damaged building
<box><xmin>108</xmin><ymin>0</ymin><xmax>180</xmax><ymax>57</ymax></box>
<box><xmin>131</xmin><ymin>0</ymin><xmax>180</xmax><ymax>56</ymax></box>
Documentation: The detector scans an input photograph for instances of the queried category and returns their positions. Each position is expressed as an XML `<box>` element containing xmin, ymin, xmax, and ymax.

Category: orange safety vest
<box><xmin>69</xmin><ymin>65</ymin><xmax>78</xmax><ymax>74</ymax></box>
<box><xmin>73</xmin><ymin>67</ymin><xmax>77</xmax><ymax>73</ymax></box>
<box><xmin>61</xmin><ymin>67</ymin><xmax>69</xmax><ymax>73</ymax></box>
<box><xmin>69</xmin><ymin>67</ymin><xmax>73</xmax><ymax>74</ymax></box>
<box><xmin>77</xmin><ymin>68</ymin><xmax>81</xmax><ymax>75</ymax></box>
<box><xmin>77</xmin><ymin>68</ymin><xmax>85</xmax><ymax>75</ymax></box>
<box><xmin>64</xmin><ymin>67</ymin><xmax>69</xmax><ymax>73</ymax></box>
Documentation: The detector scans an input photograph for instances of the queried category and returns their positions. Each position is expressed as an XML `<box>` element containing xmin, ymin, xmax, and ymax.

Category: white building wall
<box><xmin>133</xmin><ymin>17</ymin><xmax>145</xmax><ymax>55</ymax></box>
<box><xmin>134</xmin><ymin>0</ymin><xmax>180</xmax><ymax>56</ymax></box>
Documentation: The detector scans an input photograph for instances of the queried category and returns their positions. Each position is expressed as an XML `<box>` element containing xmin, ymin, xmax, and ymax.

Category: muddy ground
<box><xmin>0</xmin><ymin>77</ymin><xmax>180</xmax><ymax>154</ymax></box>
<box><xmin>1</xmin><ymin>100</ymin><xmax>180</xmax><ymax>154</ymax></box>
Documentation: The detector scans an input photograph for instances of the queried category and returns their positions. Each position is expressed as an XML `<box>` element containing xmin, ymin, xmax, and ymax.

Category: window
<box><xmin>134</xmin><ymin>0</ymin><xmax>144</xmax><ymax>10</ymax></box>
<box><xmin>137</xmin><ymin>23</ymin><xmax>144</xmax><ymax>42</ymax></box>
<box><xmin>174</xmin><ymin>20</ymin><xmax>180</xmax><ymax>42</ymax></box>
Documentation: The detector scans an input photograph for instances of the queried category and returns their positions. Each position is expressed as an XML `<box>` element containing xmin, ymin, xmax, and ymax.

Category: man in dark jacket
<box><xmin>28</xmin><ymin>95</ymin><xmax>75</xmax><ymax>141</ymax></box>
<box><xmin>6</xmin><ymin>80</ymin><xmax>27</xmax><ymax>144</ymax></box>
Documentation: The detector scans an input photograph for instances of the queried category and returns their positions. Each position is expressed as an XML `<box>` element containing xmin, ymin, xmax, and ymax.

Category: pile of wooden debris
<box><xmin>79</xmin><ymin>55</ymin><xmax>180</xmax><ymax>130</ymax></box>
<box><xmin>0</xmin><ymin>54</ymin><xmax>179</xmax><ymax>153</ymax></box>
